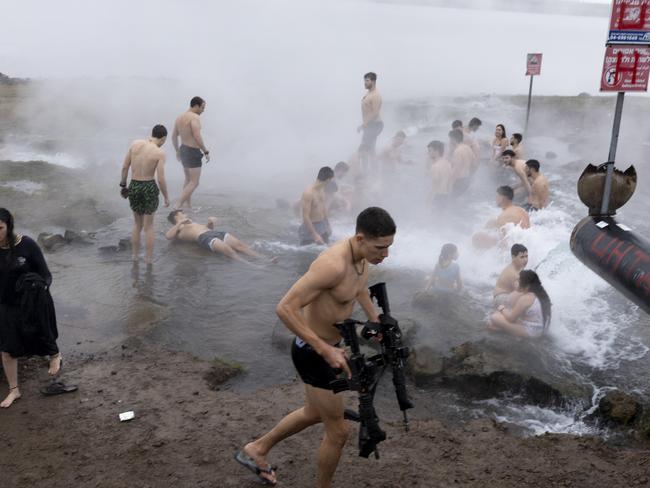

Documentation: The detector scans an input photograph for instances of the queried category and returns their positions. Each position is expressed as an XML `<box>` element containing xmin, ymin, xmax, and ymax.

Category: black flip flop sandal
<box><xmin>234</xmin><ymin>450</ymin><xmax>277</xmax><ymax>486</ymax></box>
<box><xmin>40</xmin><ymin>381</ymin><xmax>78</xmax><ymax>396</ymax></box>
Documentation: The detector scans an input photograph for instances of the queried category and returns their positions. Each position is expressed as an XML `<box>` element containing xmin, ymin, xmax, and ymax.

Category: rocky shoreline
<box><xmin>2</xmin><ymin>337</ymin><xmax>650</xmax><ymax>488</ymax></box>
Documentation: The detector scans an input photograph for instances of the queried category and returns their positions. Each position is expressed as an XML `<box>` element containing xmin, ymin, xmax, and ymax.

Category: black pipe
<box><xmin>571</xmin><ymin>216</ymin><xmax>650</xmax><ymax>314</ymax></box>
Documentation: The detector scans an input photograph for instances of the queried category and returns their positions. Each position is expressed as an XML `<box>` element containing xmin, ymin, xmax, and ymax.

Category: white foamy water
<box><xmin>0</xmin><ymin>143</ymin><xmax>85</xmax><ymax>169</ymax></box>
<box><xmin>0</xmin><ymin>179</ymin><xmax>45</xmax><ymax>195</ymax></box>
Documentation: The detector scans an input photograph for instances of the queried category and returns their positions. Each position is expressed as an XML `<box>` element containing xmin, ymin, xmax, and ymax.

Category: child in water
<box><xmin>425</xmin><ymin>243</ymin><xmax>462</xmax><ymax>292</ymax></box>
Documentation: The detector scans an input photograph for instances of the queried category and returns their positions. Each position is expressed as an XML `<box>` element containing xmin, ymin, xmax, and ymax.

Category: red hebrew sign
<box><xmin>608</xmin><ymin>0</ymin><xmax>650</xmax><ymax>44</ymax></box>
<box><xmin>601</xmin><ymin>45</ymin><xmax>650</xmax><ymax>91</ymax></box>
<box><xmin>526</xmin><ymin>53</ymin><xmax>542</xmax><ymax>76</ymax></box>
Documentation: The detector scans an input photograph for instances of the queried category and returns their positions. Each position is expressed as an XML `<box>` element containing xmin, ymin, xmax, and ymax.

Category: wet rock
<box><xmin>37</xmin><ymin>232</ymin><xmax>67</xmax><ymax>251</ymax></box>
<box><xmin>64</xmin><ymin>230</ymin><xmax>95</xmax><ymax>245</ymax></box>
<box><xmin>596</xmin><ymin>391</ymin><xmax>640</xmax><ymax>426</ymax></box>
<box><xmin>118</xmin><ymin>238</ymin><xmax>131</xmax><ymax>251</ymax></box>
<box><xmin>203</xmin><ymin>357</ymin><xmax>244</xmax><ymax>390</ymax></box>
<box><xmin>409</xmin><ymin>344</ymin><xmax>444</xmax><ymax>378</ymax></box>
<box><xmin>423</xmin><ymin>340</ymin><xmax>590</xmax><ymax>406</ymax></box>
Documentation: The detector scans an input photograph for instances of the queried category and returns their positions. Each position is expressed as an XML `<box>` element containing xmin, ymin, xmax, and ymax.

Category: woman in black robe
<box><xmin>0</xmin><ymin>208</ymin><xmax>61</xmax><ymax>408</ymax></box>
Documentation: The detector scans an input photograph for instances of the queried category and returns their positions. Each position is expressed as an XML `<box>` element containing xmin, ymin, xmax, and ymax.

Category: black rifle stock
<box><xmin>330</xmin><ymin>282</ymin><xmax>414</xmax><ymax>459</ymax></box>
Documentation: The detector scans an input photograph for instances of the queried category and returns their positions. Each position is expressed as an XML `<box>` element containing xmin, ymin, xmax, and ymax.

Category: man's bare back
<box><xmin>494</xmin><ymin>263</ymin><xmax>519</xmax><ymax>296</ymax></box>
<box><xmin>128</xmin><ymin>140</ymin><xmax>165</xmax><ymax>180</ymax></box>
<box><xmin>497</xmin><ymin>205</ymin><xmax>530</xmax><ymax>228</ymax></box>
<box><xmin>431</xmin><ymin>158</ymin><xmax>453</xmax><ymax>195</ymax></box>
<box><xmin>496</xmin><ymin>205</ymin><xmax>530</xmax><ymax>229</ymax></box>
<box><xmin>452</xmin><ymin>143</ymin><xmax>475</xmax><ymax>179</ymax></box>
<box><xmin>174</xmin><ymin>111</ymin><xmax>203</xmax><ymax>149</ymax></box>
<box><xmin>529</xmin><ymin>174</ymin><xmax>550</xmax><ymax>209</ymax></box>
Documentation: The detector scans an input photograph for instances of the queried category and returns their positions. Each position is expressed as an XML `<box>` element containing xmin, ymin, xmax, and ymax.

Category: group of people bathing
<box><xmin>1</xmin><ymin>73</ymin><xmax>553</xmax><ymax>488</ymax></box>
<box><xmin>119</xmin><ymin>96</ymin><xmax>276</xmax><ymax>266</ymax></box>
<box><xmin>426</xmin><ymin>240</ymin><xmax>551</xmax><ymax>338</ymax></box>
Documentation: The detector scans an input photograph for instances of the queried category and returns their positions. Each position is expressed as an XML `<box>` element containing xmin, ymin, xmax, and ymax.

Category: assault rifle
<box><xmin>329</xmin><ymin>282</ymin><xmax>414</xmax><ymax>459</ymax></box>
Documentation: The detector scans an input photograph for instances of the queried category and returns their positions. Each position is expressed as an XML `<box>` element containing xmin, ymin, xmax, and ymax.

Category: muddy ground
<box><xmin>1</xmin><ymin>339</ymin><xmax>649</xmax><ymax>488</ymax></box>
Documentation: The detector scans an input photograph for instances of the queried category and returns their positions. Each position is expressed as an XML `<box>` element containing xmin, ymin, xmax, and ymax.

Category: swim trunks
<box><xmin>298</xmin><ymin>219</ymin><xmax>331</xmax><ymax>246</ymax></box>
<box><xmin>198</xmin><ymin>230</ymin><xmax>229</xmax><ymax>251</ymax></box>
<box><xmin>291</xmin><ymin>337</ymin><xmax>341</xmax><ymax>390</ymax></box>
<box><xmin>179</xmin><ymin>144</ymin><xmax>204</xmax><ymax>169</ymax></box>
<box><xmin>128</xmin><ymin>180</ymin><xmax>159</xmax><ymax>215</ymax></box>
<box><xmin>523</xmin><ymin>203</ymin><xmax>539</xmax><ymax>212</ymax></box>
<box><xmin>359</xmin><ymin>120</ymin><xmax>384</xmax><ymax>153</ymax></box>
<box><xmin>452</xmin><ymin>177</ymin><xmax>472</xmax><ymax>196</ymax></box>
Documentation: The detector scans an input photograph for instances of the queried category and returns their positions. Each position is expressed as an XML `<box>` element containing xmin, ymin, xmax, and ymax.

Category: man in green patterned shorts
<box><xmin>120</xmin><ymin>124</ymin><xmax>170</xmax><ymax>264</ymax></box>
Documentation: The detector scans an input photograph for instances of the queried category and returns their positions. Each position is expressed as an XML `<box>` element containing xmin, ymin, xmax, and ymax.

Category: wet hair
<box><xmin>526</xmin><ymin>159</ymin><xmax>540</xmax><ymax>172</ymax></box>
<box><xmin>167</xmin><ymin>209</ymin><xmax>183</xmax><ymax>224</ymax></box>
<box><xmin>497</xmin><ymin>185</ymin><xmax>514</xmax><ymax>201</ymax></box>
<box><xmin>512</xmin><ymin>133</ymin><xmax>523</xmax><ymax>144</ymax></box>
<box><xmin>519</xmin><ymin>270</ymin><xmax>552</xmax><ymax>329</ymax></box>
<box><xmin>427</xmin><ymin>140</ymin><xmax>444</xmax><ymax>156</ymax></box>
<box><xmin>190</xmin><ymin>96</ymin><xmax>205</xmax><ymax>108</ymax></box>
<box><xmin>317</xmin><ymin>166</ymin><xmax>335</xmax><ymax>182</ymax></box>
<box><xmin>356</xmin><ymin>207</ymin><xmax>396</xmax><ymax>238</ymax></box>
<box><xmin>511</xmin><ymin>243</ymin><xmax>528</xmax><ymax>257</ymax></box>
<box><xmin>451</xmin><ymin>120</ymin><xmax>463</xmax><ymax>129</ymax></box>
<box><xmin>151</xmin><ymin>124</ymin><xmax>167</xmax><ymax>139</ymax></box>
<box><xmin>0</xmin><ymin>208</ymin><xmax>16</xmax><ymax>266</ymax></box>
<box><xmin>501</xmin><ymin>149</ymin><xmax>516</xmax><ymax>158</ymax></box>
<box><xmin>496</xmin><ymin>124</ymin><xmax>507</xmax><ymax>139</ymax></box>
<box><xmin>334</xmin><ymin>161</ymin><xmax>349</xmax><ymax>173</ymax></box>
<box><xmin>468</xmin><ymin>117</ymin><xmax>482</xmax><ymax>129</ymax></box>
<box><xmin>364</xmin><ymin>72</ymin><xmax>377</xmax><ymax>82</ymax></box>
<box><xmin>439</xmin><ymin>243</ymin><xmax>458</xmax><ymax>265</ymax></box>
<box><xmin>395</xmin><ymin>130</ymin><xmax>406</xmax><ymax>139</ymax></box>
<box><xmin>448</xmin><ymin>129</ymin><xmax>463</xmax><ymax>144</ymax></box>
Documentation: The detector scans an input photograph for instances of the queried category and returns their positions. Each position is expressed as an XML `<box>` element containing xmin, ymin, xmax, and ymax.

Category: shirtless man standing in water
<box><xmin>120</xmin><ymin>124</ymin><xmax>170</xmax><ymax>264</ymax></box>
<box><xmin>525</xmin><ymin>159</ymin><xmax>550</xmax><ymax>211</ymax></box>
<box><xmin>235</xmin><ymin>207</ymin><xmax>396</xmax><ymax>487</ymax></box>
<box><xmin>358</xmin><ymin>72</ymin><xmax>383</xmax><ymax>172</ymax></box>
<box><xmin>299</xmin><ymin>167</ymin><xmax>334</xmax><ymax>245</ymax></box>
<box><xmin>172</xmin><ymin>96</ymin><xmax>210</xmax><ymax>210</ymax></box>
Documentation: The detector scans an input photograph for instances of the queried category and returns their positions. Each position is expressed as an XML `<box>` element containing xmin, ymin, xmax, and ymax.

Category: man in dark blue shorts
<box><xmin>172</xmin><ymin>96</ymin><xmax>210</xmax><ymax>210</ymax></box>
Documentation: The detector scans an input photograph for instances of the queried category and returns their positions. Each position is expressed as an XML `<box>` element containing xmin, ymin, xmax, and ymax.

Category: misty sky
<box><xmin>1</xmin><ymin>0</ymin><xmax>618</xmax><ymax>96</ymax></box>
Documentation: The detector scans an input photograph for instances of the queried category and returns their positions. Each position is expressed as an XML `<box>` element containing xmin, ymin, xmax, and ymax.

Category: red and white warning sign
<box><xmin>601</xmin><ymin>45</ymin><xmax>650</xmax><ymax>91</ymax></box>
<box><xmin>608</xmin><ymin>0</ymin><xmax>650</xmax><ymax>45</ymax></box>
<box><xmin>526</xmin><ymin>53</ymin><xmax>542</xmax><ymax>76</ymax></box>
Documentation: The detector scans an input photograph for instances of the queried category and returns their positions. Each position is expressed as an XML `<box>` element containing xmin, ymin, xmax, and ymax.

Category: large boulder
<box><xmin>595</xmin><ymin>390</ymin><xmax>641</xmax><ymax>426</ymax></box>
<box><xmin>411</xmin><ymin>339</ymin><xmax>591</xmax><ymax>407</ymax></box>
<box><xmin>37</xmin><ymin>232</ymin><xmax>67</xmax><ymax>251</ymax></box>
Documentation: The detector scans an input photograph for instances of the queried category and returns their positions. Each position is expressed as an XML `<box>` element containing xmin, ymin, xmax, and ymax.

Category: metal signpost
<box><xmin>599</xmin><ymin>0</ymin><xmax>650</xmax><ymax>215</ymax></box>
<box><xmin>524</xmin><ymin>53</ymin><xmax>542</xmax><ymax>134</ymax></box>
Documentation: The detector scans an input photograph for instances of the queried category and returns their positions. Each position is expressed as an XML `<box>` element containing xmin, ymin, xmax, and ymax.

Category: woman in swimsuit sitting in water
<box><xmin>487</xmin><ymin>270</ymin><xmax>551</xmax><ymax>338</ymax></box>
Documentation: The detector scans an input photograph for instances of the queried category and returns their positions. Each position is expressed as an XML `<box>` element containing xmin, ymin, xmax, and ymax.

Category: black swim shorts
<box><xmin>523</xmin><ymin>203</ymin><xmax>539</xmax><ymax>212</ymax></box>
<box><xmin>291</xmin><ymin>337</ymin><xmax>340</xmax><ymax>391</ymax></box>
<box><xmin>179</xmin><ymin>145</ymin><xmax>204</xmax><ymax>169</ymax></box>
<box><xmin>197</xmin><ymin>230</ymin><xmax>228</xmax><ymax>251</ymax></box>
<box><xmin>359</xmin><ymin>120</ymin><xmax>384</xmax><ymax>153</ymax></box>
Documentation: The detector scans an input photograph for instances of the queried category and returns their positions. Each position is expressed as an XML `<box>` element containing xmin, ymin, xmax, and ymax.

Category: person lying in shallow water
<box><xmin>487</xmin><ymin>270</ymin><xmax>551</xmax><ymax>338</ymax></box>
<box><xmin>165</xmin><ymin>210</ymin><xmax>277</xmax><ymax>266</ymax></box>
